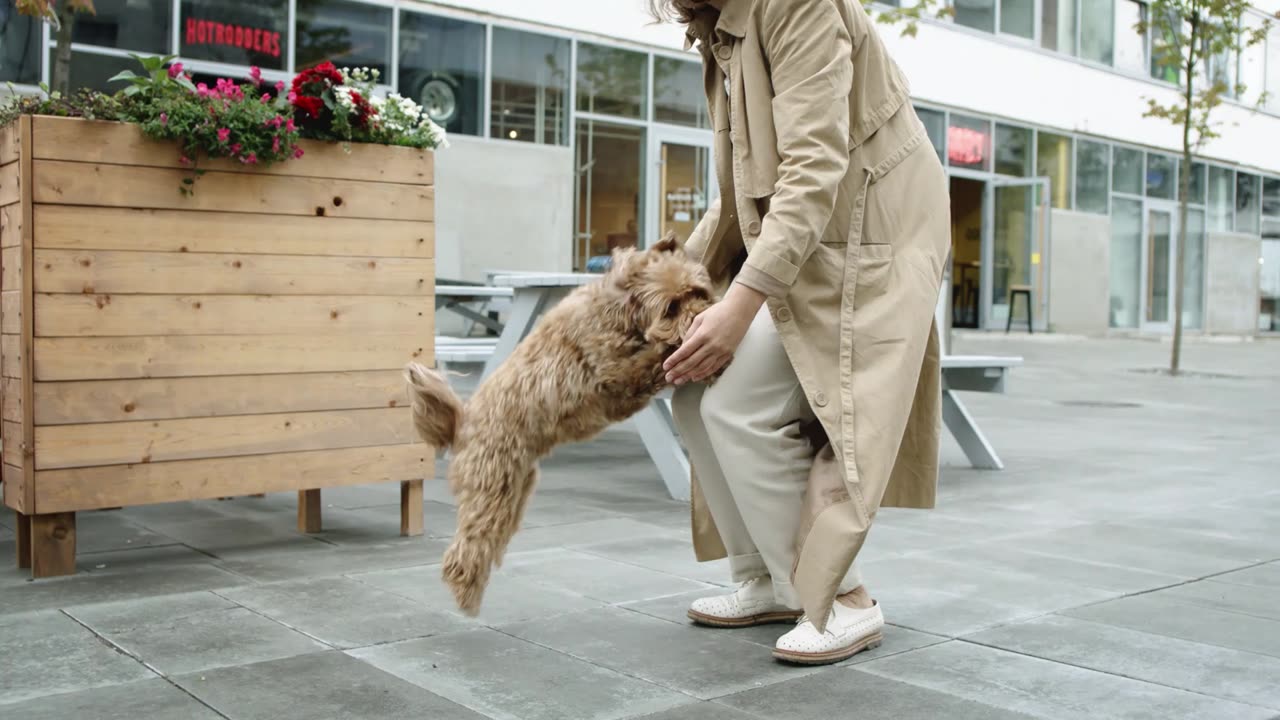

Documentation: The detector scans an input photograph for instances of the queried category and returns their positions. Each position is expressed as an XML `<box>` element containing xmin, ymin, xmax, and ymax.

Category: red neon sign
<box><xmin>947</xmin><ymin>126</ymin><xmax>988</xmax><ymax>166</ymax></box>
<box><xmin>185</xmin><ymin>18</ymin><xmax>282</xmax><ymax>58</ymax></box>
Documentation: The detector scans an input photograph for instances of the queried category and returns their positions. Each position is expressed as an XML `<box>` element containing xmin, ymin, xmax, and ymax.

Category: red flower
<box><xmin>293</xmin><ymin>95</ymin><xmax>323</xmax><ymax>119</ymax></box>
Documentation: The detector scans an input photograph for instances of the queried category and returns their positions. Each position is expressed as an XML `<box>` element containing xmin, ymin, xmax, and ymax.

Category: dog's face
<box><xmin>610</xmin><ymin>233</ymin><xmax>716</xmax><ymax>348</ymax></box>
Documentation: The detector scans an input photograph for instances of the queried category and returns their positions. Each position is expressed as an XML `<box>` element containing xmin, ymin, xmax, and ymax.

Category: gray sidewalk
<box><xmin>2</xmin><ymin>335</ymin><xmax>1279</xmax><ymax>719</ymax></box>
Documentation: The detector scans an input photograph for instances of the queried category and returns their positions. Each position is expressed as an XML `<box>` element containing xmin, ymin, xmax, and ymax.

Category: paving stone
<box><xmin>857</xmin><ymin>640</ymin><xmax>1275</xmax><ymax>720</ymax></box>
<box><xmin>67</xmin><ymin>591</ymin><xmax>326</xmax><ymax>675</ymax></box>
<box><xmin>72</xmin><ymin>511</ymin><xmax>180</xmax><ymax>555</ymax></box>
<box><xmin>350</xmin><ymin>628</ymin><xmax>686</xmax><ymax>720</ymax></box>
<box><xmin>218</xmin><ymin>577</ymin><xmax>471</xmax><ymax>648</ymax></box>
<box><xmin>625</xmin><ymin>702</ymin><xmax>758</xmax><ymax>720</ymax></box>
<box><xmin>1215</xmin><ymin>562</ymin><xmax>1280</xmax><ymax>589</ymax></box>
<box><xmin>0</xmin><ymin>610</ymin><xmax>153</xmax><ymax>705</ymax></box>
<box><xmin>1153</xmin><ymin>579</ymin><xmax>1280</xmax><ymax>621</ymax></box>
<box><xmin>970</xmin><ymin>614</ymin><xmax>1280</xmax><ymax>710</ymax></box>
<box><xmin>214</xmin><ymin>537</ymin><xmax>449</xmax><ymax>583</ymax></box>
<box><xmin>718</xmin><ymin>663</ymin><xmax>1037</xmax><ymax>720</ymax></box>
<box><xmin>504</xmin><ymin>517</ymin><xmax>682</xmax><ymax>554</ymax></box>
<box><xmin>503</xmin><ymin>548</ymin><xmax>711</xmax><ymax>603</ymax></box>
<box><xmin>351</xmin><ymin>561</ymin><xmax>606</xmax><ymax>626</ymax></box>
<box><xmin>921</xmin><ymin>542</ymin><xmax>1185</xmax><ymax>594</ymax></box>
<box><xmin>503</xmin><ymin>606</ymin><xmax>817</xmax><ymax>699</ymax></box>
<box><xmin>574</xmin><ymin>535</ymin><xmax>735</xmax><ymax>585</ymax></box>
<box><xmin>135</xmin><ymin>516</ymin><xmax>331</xmax><ymax>556</ymax></box>
<box><xmin>1005</xmin><ymin>522</ymin><xmax>1273</xmax><ymax>578</ymax></box>
<box><xmin>0</xmin><ymin>678</ymin><xmax>221</xmax><ymax>719</ymax></box>
<box><xmin>177</xmin><ymin>650</ymin><xmax>486</xmax><ymax>719</ymax></box>
<box><xmin>1063</xmin><ymin>593</ymin><xmax>1280</xmax><ymax>659</ymax></box>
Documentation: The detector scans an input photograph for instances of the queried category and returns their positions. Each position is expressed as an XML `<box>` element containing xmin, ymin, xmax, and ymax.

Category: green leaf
<box><xmin>107</xmin><ymin>69</ymin><xmax>138</xmax><ymax>84</ymax></box>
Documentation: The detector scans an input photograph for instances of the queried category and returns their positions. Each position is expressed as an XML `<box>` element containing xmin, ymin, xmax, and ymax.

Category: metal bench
<box><xmin>436</xmin><ymin>284</ymin><xmax>514</xmax><ymax>336</ymax></box>
<box><xmin>940</xmin><ymin>355</ymin><xmax>1022</xmax><ymax>470</ymax></box>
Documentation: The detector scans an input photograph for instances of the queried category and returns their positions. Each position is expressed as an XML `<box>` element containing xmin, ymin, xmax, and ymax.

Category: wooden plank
<box><xmin>35</xmin><ymin>333</ymin><xmax>431</xmax><ymax>381</ymax></box>
<box><xmin>4</xmin><ymin>464</ymin><xmax>25</xmax><ymax>513</ymax></box>
<box><xmin>20</xmin><ymin>115</ymin><xmax>35</xmax><ymax>515</ymax></box>
<box><xmin>2</xmin><ymin>246</ymin><xmax>20</xmax><ymax>290</ymax></box>
<box><xmin>31</xmin><ymin>116</ymin><xmax>434</xmax><ymax>185</ymax></box>
<box><xmin>35</xmin><ymin>407</ymin><xmax>415</xmax><ymax>470</ymax></box>
<box><xmin>2</xmin><ymin>290</ymin><xmax>20</xmax><ymax>334</ymax></box>
<box><xmin>0</xmin><ymin>123</ymin><xmax>19</xmax><ymax>166</ymax></box>
<box><xmin>34</xmin><ymin>249</ymin><xmax>433</xmax><ymax>296</ymax></box>
<box><xmin>34</xmin><ymin>205</ymin><xmax>432</xmax><ymax>258</ymax></box>
<box><xmin>298</xmin><ymin>489</ymin><xmax>322</xmax><ymax>533</ymax></box>
<box><xmin>2</xmin><ymin>334</ymin><xmax>21</xmax><ymax>378</ymax></box>
<box><xmin>0</xmin><ymin>163</ymin><xmax>18</xmax><ymax>207</ymax></box>
<box><xmin>3</xmin><ymin>419</ymin><xmax>23</xmax><ymax>468</ymax></box>
<box><xmin>400</xmin><ymin>479</ymin><xmax>423</xmax><ymax>537</ymax></box>
<box><xmin>0</xmin><ymin>205</ymin><xmax>21</xmax><ymax>248</ymax></box>
<box><xmin>34</xmin><ymin>161</ymin><xmax>434</xmax><ymax>222</ymax></box>
<box><xmin>30</xmin><ymin>512</ymin><xmax>76</xmax><ymax>578</ymax></box>
<box><xmin>34</xmin><ymin>443</ymin><xmax>429</xmax><ymax>512</ymax></box>
<box><xmin>3</xmin><ymin>377</ymin><xmax>21</xmax><ymax>422</ymax></box>
<box><xmin>35</xmin><ymin>294</ymin><xmax>433</xmax><ymax>338</ymax></box>
<box><xmin>34</xmin><ymin>370</ymin><xmax>410</xmax><ymax>425</ymax></box>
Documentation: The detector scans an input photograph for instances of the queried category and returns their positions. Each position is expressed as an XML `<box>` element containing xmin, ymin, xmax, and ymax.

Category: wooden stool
<box><xmin>1006</xmin><ymin>285</ymin><xmax>1033</xmax><ymax>334</ymax></box>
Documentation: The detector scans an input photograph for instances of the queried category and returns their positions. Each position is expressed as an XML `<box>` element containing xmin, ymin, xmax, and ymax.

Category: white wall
<box><xmin>1204</xmin><ymin>231</ymin><xmax>1262</xmax><ymax>334</ymax></box>
<box><xmin>1048</xmin><ymin>210</ymin><xmax>1112</xmax><ymax>334</ymax></box>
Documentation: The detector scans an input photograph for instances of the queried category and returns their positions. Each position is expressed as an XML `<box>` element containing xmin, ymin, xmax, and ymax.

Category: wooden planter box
<box><xmin>0</xmin><ymin>116</ymin><xmax>436</xmax><ymax>577</ymax></box>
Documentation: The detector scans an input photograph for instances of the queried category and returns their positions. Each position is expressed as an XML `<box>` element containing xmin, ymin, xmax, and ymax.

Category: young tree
<box><xmin>861</xmin><ymin>0</ymin><xmax>953</xmax><ymax>36</ymax></box>
<box><xmin>1139</xmin><ymin>2</ymin><xmax>1275</xmax><ymax>374</ymax></box>
<box><xmin>13</xmin><ymin>0</ymin><xmax>97</xmax><ymax>95</ymax></box>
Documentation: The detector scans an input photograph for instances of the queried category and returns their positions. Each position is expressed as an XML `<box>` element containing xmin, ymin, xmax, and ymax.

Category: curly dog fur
<box><xmin>406</xmin><ymin>234</ymin><xmax>721</xmax><ymax>615</ymax></box>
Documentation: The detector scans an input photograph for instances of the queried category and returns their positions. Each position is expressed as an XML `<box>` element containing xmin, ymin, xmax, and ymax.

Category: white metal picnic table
<box><xmin>477</xmin><ymin>273</ymin><xmax>1020</xmax><ymax>500</ymax></box>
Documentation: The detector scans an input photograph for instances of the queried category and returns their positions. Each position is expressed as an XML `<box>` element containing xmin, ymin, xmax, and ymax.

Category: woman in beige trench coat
<box><xmin>654</xmin><ymin>0</ymin><xmax>950</xmax><ymax>665</ymax></box>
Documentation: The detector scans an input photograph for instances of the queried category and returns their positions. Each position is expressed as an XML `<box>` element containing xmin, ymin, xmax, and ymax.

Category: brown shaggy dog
<box><xmin>406</xmin><ymin>234</ymin><xmax>721</xmax><ymax>615</ymax></box>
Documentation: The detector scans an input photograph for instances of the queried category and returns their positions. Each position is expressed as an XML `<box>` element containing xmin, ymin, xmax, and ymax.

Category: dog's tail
<box><xmin>404</xmin><ymin>362</ymin><xmax>464</xmax><ymax>450</ymax></box>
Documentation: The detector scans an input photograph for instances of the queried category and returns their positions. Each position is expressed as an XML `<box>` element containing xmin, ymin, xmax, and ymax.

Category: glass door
<box><xmin>1142</xmin><ymin>203</ymin><xmax>1177</xmax><ymax>330</ymax></box>
<box><xmin>984</xmin><ymin>175</ymin><xmax>1051</xmax><ymax>330</ymax></box>
<box><xmin>647</xmin><ymin>127</ymin><xmax>716</xmax><ymax>248</ymax></box>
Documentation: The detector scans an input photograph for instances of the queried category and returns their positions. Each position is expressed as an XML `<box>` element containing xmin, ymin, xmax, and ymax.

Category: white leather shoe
<box><xmin>772</xmin><ymin>600</ymin><xmax>884</xmax><ymax>665</ymax></box>
<box><xmin>687</xmin><ymin>576</ymin><xmax>803</xmax><ymax>628</ymax></box>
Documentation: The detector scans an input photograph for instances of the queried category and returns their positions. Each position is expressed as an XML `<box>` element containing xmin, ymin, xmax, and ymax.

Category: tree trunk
<box><xmin>1171</xmin><ymin>18</ymin><xmax>1198</xmax><ymax>377</ymax></box>
<box><xmin>52</xmin><ymin>7</ymin><xmax>75</xmax><ymax>96</ymax></box>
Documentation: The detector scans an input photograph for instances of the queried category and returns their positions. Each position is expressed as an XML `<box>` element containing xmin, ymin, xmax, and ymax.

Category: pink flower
<box><xmin>196</xmin><ymin>83</ymin><xmax>211</xmax><ymax>98</ymax></box>
<box><xmin>272</xmin><ymin>136</ymin><xmax>281</xmax><ymax>153</ymax></box>
<box><xmin>159</xmin><ymin>112</ymin><xmax>168</xmax><ymax>126</ymax></box>
<box><xmin>249</xmin><ymin>66</ymin><xmax>262</xmax><ymax>84</ymax></box>
<box><xmin>241</xmin><ymin>152</ymin><xmax>259</xmax><ymax>165</ymax></box>
<box><xmin>270</xmin><ymin>115</ymin><xmax>284</xmax><ymax>129</ymax></box>
<box><xmin>230</xmin><ymin>143</ymin><xmax>242</xmax><ymax>155</ymax></box>
<box><xmin>216</xmin><ymin>128</ymin><xmax>231</xmax><ymax>143</ymax></box>
<box><xmin>168</xmin><ymin>62</ymin><xmax>184</xmax><ymax>79</ymax></box>
<box><xmin>179</xmin><ymin>155</ymin><xmax>192</xmax><ymax>165</ymax></box>
<box><xmin>285</xmin><ymin>118</ymin><xmax>296</xmax><ymax>133</ymax></box>
<box><xmin>275</xmin><ymin>81</ymin><xmax>285</xmax><ymax>94</ymax></box>
<box><xmin>260</xmin><ymin>93</ymin><xmax>270</xmax><ymax>104</ymax></box>
<box><xmin>287</xmin><ymin>91</ymin><xmax>298</xmax><ymax>103</ymax></box>
<box><xmin>292</xmin><ymin>146</ymin><xmax>305</xmax><ymax>159</ymax></box>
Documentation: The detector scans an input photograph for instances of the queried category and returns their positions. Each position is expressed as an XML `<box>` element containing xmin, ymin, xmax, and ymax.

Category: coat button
<box><xmin>813</xmin><ymin>392</ymin><xmax>828</xmax><ymax>407</ymax></box>
<box><xmin>746</xmin><ymin>220</ymin><xmax>761</xmax><ymax>236</ymax></box>
<box><xmin>716</xmin><ymin>45</ymin><xmax>732</xmax><ymax>61</ymax></box>
<box><xmin>776</xmin><ymin>307</ymin><xmax>793</xmax><ymax>323</ymax></box>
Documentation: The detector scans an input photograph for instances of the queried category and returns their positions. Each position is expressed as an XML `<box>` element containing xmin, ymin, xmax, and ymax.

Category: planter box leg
<box><xmin>31</xmin><ymin>513</ymin><xmax>76</xmax><ymax>578</ymax></box>
<box><xmin>298</xmin><ymin>489</ymin><xmax>322</xmax><ymax>533</ymax></box>
<box><xmin>401</xmin><ymin>480</ymin><xmax>423</xmax><ymax>537</ymax></box>
<box><xmin>15</xmin><ymin>511</ymin><xmax>32</xmax><ymax>569</ymax></box>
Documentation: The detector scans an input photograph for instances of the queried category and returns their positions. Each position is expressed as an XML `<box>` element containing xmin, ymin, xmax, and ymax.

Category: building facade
<box><xmin>4</xmin><ymin>0</ymin><xmax>1279</xmax><ymax>334</ymax></box>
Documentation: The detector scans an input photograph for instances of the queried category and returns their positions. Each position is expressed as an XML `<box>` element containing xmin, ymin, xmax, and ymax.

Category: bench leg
<box><xmin>942</xmin><ymin>389</ymin><xmax>1003</xmax><ymax>470</ymax></box>
<box><xmin>298</xmin><ymin>489</ymin><xmax>322</xmax><ymax>533</ymax></box>
<box><xmin>31</xmin><ymin>512</ymin><xmax>76</xmax><ymax>578</ymax></box>
<box><xmin>634</xmin><ymin>399</ymin><xmax>691</xmax><ymax>502</ymax></box>
<box><xmin>15</xmin><ymin>510</ymin><xmax>31</xmax><ymax>569</ymax></box>
<box><xmin>400</xmin><ymin>479</ymin><xmax>424</xmax><ymax>537</ymax></box>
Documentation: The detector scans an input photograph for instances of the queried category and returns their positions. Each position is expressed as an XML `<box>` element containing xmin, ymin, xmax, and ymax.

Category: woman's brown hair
<box><xmin>647</xmin><ymin>0</ymin><xmax>715</xmax><ymax>24</ymax></box>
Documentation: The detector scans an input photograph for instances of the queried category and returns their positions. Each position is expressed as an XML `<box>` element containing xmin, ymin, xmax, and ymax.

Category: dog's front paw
<box><xmin>442</xmin><ymin>540</ymin><xmax>489</xmax><ymax>616</ymax></box>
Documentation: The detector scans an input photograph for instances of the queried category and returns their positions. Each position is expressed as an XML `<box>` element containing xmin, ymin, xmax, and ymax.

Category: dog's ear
<box><xmin>651</xmin><ymin>232</ymin><xmax>680</xmax><ymax>254</ymax></box>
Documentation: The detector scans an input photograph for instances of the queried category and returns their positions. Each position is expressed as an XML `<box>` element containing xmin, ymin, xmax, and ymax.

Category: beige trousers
<box><xmin>672</xmin><ymin>307</ymin><xmax>862</xmax><ymax>609</ymax></box>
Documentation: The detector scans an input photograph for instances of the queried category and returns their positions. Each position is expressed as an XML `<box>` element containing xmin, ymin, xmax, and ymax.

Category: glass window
<box><xmin>490</xmin><ymin>28</ymin><xmax>570</xmax><ymax>145</ymax></box>
<box><xmin>994</xmin><ymin>124</ymin><xmax>1032</xmax><ymax>176</ymax></box>
<box><xmin>1183</xmin><ymin>208</ymin><xmax>1205</xmax><ymax>330</ymax></box>
<box><xmin>653</xmin><ymin>57</ymin><xmax>708</xmax><ymax>128</ymax></box>
<box><xmin>1075</xmin><ymin>140</ymin><xmax>1109</xmax><ymax>214</ymax></box>
<box><xmin>1036</xmin><ymin>132</ymin><xmax>1072</xmax><ymax>209</ymax></box>
<box><xmin>73</xmin><ymin>0</ymin><xmax>171</xmax><ymax>54</ymax></box>
<box><xmin>296</xmin><ymin>0</ymin><xmax>392</xmax><ymax>78</ymax></box>
<box><xmin>1239</xmin><ymin>14</ymin><xmax>1267</xmax><ymax>106</ymax></box>
<box><xmin>1114</xmin><ymin>0</ymin><xmax>1147</xmax><ymax>73</ymax></box>
<box><xmin>1000</xmin><ymin>0</ymin><xmax>1034</xmax><ymax>38</ymax></box>
<box><xmin>1207</xmin><ymin>166</ymin><xmax>1234</xmax><ymax>231</ymax></box>
<box><xmin>917</xmin><ymin>107</ymin><xmax>946</xmax><ymax>163</ymax></box>
<box><xmin>1181</xmin><ymin>161</ymin><xmax>1205</xmax><ymax>204</ymax></box>
<box><xmin>575</xmin><ymin>120</ymin><xmax>644</xmax><ymax>270</ymax></box>
<box><xmin>1149</xmin><ymin>7</ymin><xmax>1182</xmax><ymax>83</ymax></box>
<box><xmin>0</xmin><ymin>8</ymin><xmax>39</xmax><ymax>85</ymax></box>
<box><xmin>1236</xmin><ymin>172</ymin><xmax>1261</xmax><ymax>234</ymax></box>
<box><xmin>1267</xmin><ymin>27</ymin><xmax>1280</xmax><ymax>113</ymax></box>
<box><xmin>1263</xmin><ymin>177</ymin><xmax>1280</xmax><ymax>219</ymax></box>
<box><xmin>947</xmin><ymin>114</ymin><xmax>991</xmax><ymax>171</ymax></box>
<box><xmin>1041</xmin><ymin>0</ymin><xmax>1076</xmax><ymax>53</ymax></box>
<box><xmin>1110</xmin><ymin>197</ymin><xmax>1143</xmax><ymax>328</ymax></box>
<box><xmin>180</xmin><ymin>0</ymin><xmax>288</xmax><ymax>70</ymax></box>
<box><xmin>1080</xmin><ymin>0</ymin><xmax>1115</xmax><ymax>64</ymax></box>
<box><xmin>953</xmin><ymin>0</ymin><xmax>996</xmax><ymax>33</ymax></box>
<box><xmin>64</xmin><ymin>50</ymin><xmax>139</xmax><ymax>94</ymax></box>
<box><xmin>992</xmin><ymin>184</ymin><xmax>1035</xmax><ymax>325</ymax></box>
<box><xmin>398</xmin><ymin>12</ymin><xmax>486</xmax><ymax>137</ymax></box>
<box><xmin>576</xmin><ymin>43</ymin><xmax>647</xmax><ymax>119</ymax></box>
<box><xmin>1112</xmin><ymin>146</ymin><xmax>1144</xmax><ymax>195</ymax></box>
<box><xmin>1145</xmin><ymin>153</ymin><xmax>1176</xmax><ymax>199</ymax></box>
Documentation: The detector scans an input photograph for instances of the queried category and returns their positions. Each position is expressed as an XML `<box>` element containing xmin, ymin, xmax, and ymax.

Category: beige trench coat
<box><xmin>682</xmin><ymin>0</ymin><xmax>950</xmax><ymax>630</ymax></box>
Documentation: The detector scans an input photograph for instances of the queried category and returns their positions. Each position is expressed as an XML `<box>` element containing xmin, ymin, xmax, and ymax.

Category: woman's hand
<box><xmin>664</xmin><ymin>283</ymin><xmax>766</xmax><ymax>385</ymax></box>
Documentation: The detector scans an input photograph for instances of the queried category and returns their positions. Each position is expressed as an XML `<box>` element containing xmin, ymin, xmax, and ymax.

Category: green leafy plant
<box><xmin>1138</xmin><ymin>2</ymin><xmax>1278</xmax><ymax>373</ymax></box>
<box><xmin>13</xmin><ymin>0</ymin><xmax>97</xmax><ymax>95</ymax></box>
<box><xmin>860</xmin><ymin>0</ymin><xmax>954</xmax><ymax>37</ymax></box>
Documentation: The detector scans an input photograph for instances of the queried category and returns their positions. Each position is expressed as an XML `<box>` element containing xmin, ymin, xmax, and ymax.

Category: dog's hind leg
<box><xmin>442</xmin><ymin>466</ymin><xmax>538</xmax><ymax>615</ymax></box>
